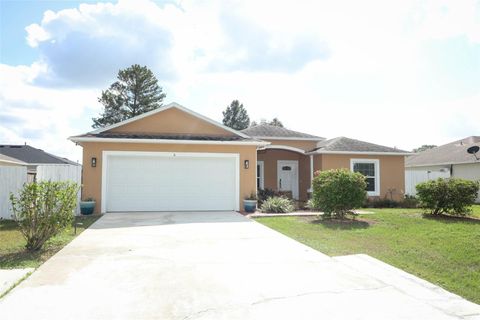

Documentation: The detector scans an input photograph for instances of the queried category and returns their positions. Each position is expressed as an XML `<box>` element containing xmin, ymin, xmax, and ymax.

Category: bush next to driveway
<box><xmin>260</xmin><ymin>196</ymin><xmax>295</xmax><ymax>213</ymax></box>
<box><xmin>312</xmin><ymin>169</ymin><xmax>367</xmax><ymax>218</ymax></box>
<box><xmin>416</xmin><ymin>178</ymin><xmax>479</xmax><ymax>216</ymax></box>
<box><xmin>10</xmin><ymin>181</ymin><xmax>79</xmax><ymax>251</ymax></box>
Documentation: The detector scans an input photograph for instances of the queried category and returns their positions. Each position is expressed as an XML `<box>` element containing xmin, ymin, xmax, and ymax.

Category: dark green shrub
<box><xmin>257</xmin><ymin>188</ymin><xmax>282</xmax><ymax>204</ymax></box>
<box><xmin>416</xmin><ymin>178</ymin><xmax>479</xmax><ymax>216</ymax></box>
<box><xmin>312</xmin><ymin>169</ymin><xmax>367</xmax><ymax>218</ymax></box>
<box><xmin>364</xmin><ymin>198</ymin><xmax>400</xmax><ymax>208</ymax></box>
<box><xmin>10</xmin><ymin>181</ymin><xmax>79</xmax><ymax>251</ymax></box>
<box><xmin>401</xmin><ymin>195</ymin><xmax>419</xmax><ymax>208</ymax></box>
<box><xmin>260</xmin><ymin>196</ymin><xmax>294</xmax><ymax>213</ymax></box>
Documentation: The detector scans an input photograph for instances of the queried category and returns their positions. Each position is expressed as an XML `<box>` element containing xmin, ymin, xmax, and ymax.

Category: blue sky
<box><xmin>0</xmin><ymin>0</ymin><xmax>479</xmax><ymax>162</ymax></box>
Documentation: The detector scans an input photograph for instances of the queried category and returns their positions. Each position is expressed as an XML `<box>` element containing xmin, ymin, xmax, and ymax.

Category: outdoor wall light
<box><xmin>91</xmin><ymin>157</ymin><xmax>97</xmax><ymax>167</ymax></box>
<box><xmin>244</xmin><ymin>160</ymin><xmax>249</xmax><ymax>169</ymax></box>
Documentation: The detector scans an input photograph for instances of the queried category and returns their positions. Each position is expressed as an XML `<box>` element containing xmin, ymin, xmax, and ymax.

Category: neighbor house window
<box><xmin>350</xmin><ymin>159</ymin><xmax>380</xmax><ymax>196</ymax></box>
<box><xmin>257</xmin><ymin>161</ymin><xmax>264</xmax><ymax>189</ymax></box>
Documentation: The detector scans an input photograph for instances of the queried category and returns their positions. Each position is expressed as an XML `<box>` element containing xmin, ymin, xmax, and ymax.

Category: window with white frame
<box><xmin>350</xmin><ymin>159</ymin><xmax>380</xmax><ymax>196</ymax></box>
<box><xmin>257</xmin><ymin>161</ymin><xmax>264</xmax><ymax>190</ymax></box>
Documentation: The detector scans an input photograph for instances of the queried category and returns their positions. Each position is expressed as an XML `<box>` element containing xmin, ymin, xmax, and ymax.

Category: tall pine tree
<box><xmin>92</xmin><ymin>64</ymin><xmax>166</xmax><ymax>128</ymax></box>
<box><xmin>222</xmin><ymin>100</ymin><xmax>250</xmax><ymax>130</ymax></box>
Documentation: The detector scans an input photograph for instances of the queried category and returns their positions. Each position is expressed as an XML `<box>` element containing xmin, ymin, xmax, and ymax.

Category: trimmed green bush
<box><xmin>260</xmin><ymin>196</ymin><xmax>295</xmax><ymax>213</ymax></box>
<box><xmin>10</xmin><ymin>181</ymin><xmax>79</xmax><ymax>251</ymax></box>
<box><xmin>416</xmin><ymin>178</ymin><xmax>479</xmax><ymax>216</ymax></box>
<box><xmin>312</xmin><ymin>169</ymin><xmax>367</xmax><ymax>218</ymax></box>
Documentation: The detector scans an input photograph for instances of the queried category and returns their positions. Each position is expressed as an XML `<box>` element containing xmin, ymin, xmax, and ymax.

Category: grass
<box><xmin>256</xmin><ymin>205</ymin><xmax>480</xmax><ymax>304</ymax></box>
<box><xmin>0</xmin><ymin>215</ymin><xmax>100</xmax><ymax>269</ymax></box>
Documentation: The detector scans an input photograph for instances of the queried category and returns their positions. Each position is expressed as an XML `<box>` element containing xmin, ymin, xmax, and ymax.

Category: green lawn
<box><xmin>0</xmin><ymin>215</ymin><xmax>100</xmax><ymax>269</ymax></box>
<box><xmin>256</xmin><ymin>206</ymin><xmax>480</xmax><ymax>304</ymax></box>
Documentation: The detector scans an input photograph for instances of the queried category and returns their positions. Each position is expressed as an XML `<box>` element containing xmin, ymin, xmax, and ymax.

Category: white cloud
<box><xmin>1</xmin><ymin>0</ymin><xmax>479</xmax><ymax>162</ymax></box>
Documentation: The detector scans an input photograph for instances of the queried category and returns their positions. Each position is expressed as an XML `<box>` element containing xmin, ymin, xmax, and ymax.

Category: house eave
<box><xmin>252</xmin><ymin>136</ymin><xmax>324</xmax><ymax>141</ymax></box>
<box><xmin>69</xmin><ymin>136</ymin><xmax>269</xmax><ymax>146</ymax></box>
<box><xmin>406</xmin><ymin>160</ymin><xmax>480</xmax><ymax>168</ymax></box>
<box><xmin>308</xmin><ymin>150</ymin><xmax>412</xmax><ymax>156</ymax></box>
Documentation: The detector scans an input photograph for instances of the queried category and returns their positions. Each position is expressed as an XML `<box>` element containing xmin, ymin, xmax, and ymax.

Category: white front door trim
<box><xmin>101</xmin><ymin>151</ymin><xmax>240</xmax><ymax>213</ymax></box>
<box><xmin>277</xmin><ymin>160</ymin><xmax>299</xmax><ymax>199</ymax></box>
<box><xmin>257</xmin><ymin>160</ymin><xmax>265</xmax><ymax>190</ymax></box>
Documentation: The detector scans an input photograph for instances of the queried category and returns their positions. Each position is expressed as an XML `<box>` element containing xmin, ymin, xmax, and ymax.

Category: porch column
<box><xmin>310</xmin><ymin>154</ymin><xmax>314</xmax><ymax>190</ymax></box>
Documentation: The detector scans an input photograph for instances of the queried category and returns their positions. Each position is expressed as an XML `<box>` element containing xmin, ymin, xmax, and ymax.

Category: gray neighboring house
<box><xmin>0</xmin><ymin>144</ymin><xmax>79</xmax><ymax>182</ymax></box>
<box><xmin>405</xmin><ymin>136</ymin><xmax>480</xmax><ymax>201</ymax></box>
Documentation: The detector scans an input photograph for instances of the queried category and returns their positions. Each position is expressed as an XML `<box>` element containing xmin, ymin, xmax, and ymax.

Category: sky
<box><xmin>0</xmin><ymin>0</ymin><xmax>479</xmax><ymax>163</ymax></box>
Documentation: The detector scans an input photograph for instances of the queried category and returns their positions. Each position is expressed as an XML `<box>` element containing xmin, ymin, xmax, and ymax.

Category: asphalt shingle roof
<box><xmin>310</xmin><ymin>137</ymin><xmax>409</xmax><ymax>153</ymax></box>
<box><xmin>406</xmin><ymin>136</ymin><xmax>480</xmax><ymax>167</ymax></box>
<box><xmin>241</xmin><ymin>124</ymin><xmax>324</xmax><ymax>140</ymax></box>
<box><xmin>0</xmin><ymin>145</ymin><xmax>79</xmax><ymax>165</ymax></box>
<box><xmin>80</xmin><ymin>133</ymin><xmax>250</xmax><ymax>141</ymax></box>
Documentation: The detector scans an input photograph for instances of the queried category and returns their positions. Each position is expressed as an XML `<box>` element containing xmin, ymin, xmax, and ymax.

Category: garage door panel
<box><xmin>105</xmin><ymin>153</ymin><xmax>237</xmax><ymax>212</ymax></box>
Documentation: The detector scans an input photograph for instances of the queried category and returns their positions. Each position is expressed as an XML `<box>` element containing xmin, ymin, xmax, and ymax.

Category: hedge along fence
<box><xmin>416</xmin><ymin>178</ymin><xmax>480</xmax><ymax>216</ymax></box>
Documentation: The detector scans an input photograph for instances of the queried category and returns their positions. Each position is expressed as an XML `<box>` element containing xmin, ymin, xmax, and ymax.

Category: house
<box><xmin>0</xmin><ymin>144</ymin><xmax>82</xmax><ymax>219</ymax></box>
<box><xmin>405</xmin><ymin>136</ymin><xmax>480</xmax><ymax>201</ymax></box>
<box><xmin>70</xmin><ymin>102</ymin><xmax>410</xmax><ymax>213</ymax></box>
<box><xmin>243</xmin><ymin>125</ymin><xmax>409</xmax><ymax>201</ymax></box>
<box><xmin>0</xmin><ymin>144</ymin><xmax>80</xmax><ymax>182</ymax></box>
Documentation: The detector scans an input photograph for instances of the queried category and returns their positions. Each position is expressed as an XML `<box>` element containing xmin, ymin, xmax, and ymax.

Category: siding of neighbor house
<box><xmin>453</xmin><ymin>163</ymin><xmax>480</xmax><ymax>202</ymax></box>
<box><xmin>314</xmin><ymin>154</ymin><xmax>406</xmax><ymax>201</ymax></box>
<box><xmin>80</xmin><ymin>142</ymin><xmax>257</xmax><ymax>213</ymax></box>
<box><xmin>406</xmin><ymin>163</ymin><xmax>480</xmax><ymax>202</ymax></box>
<box><xmin>404</xmin><ymin>165</ymin><xmax>451</xmax><ymax>196</ymax></box>
<box><xmin>257</xmin><ymin>149</ymin><xmax>311</xmax><ymax>201</ymax></box>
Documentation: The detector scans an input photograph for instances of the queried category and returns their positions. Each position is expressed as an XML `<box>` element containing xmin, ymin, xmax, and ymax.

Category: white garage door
<box><xmin>104</xmin><ymin>152</ymin><xmax>239</xmax><ymax>212</ymax></box>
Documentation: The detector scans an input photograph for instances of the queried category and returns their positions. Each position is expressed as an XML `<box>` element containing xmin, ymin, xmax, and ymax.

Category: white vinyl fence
<box><xmin>0</xmin><ymin>166</ymin><xmax>27</xmax><ymax>219</ymax></box>
<box><xmin>0</xmin><ymin>164</ymin><xmax>82</xmax><ymax>219</ymax></box>
<box><xmin>405</xmin><ymin>168</ymin><xmax>451</xmax><ymax>196</ymax></box>
<box><xmin>36</xmin><ymin>164</ymin><xmax>82</xmax><ymax>214</ymax></box>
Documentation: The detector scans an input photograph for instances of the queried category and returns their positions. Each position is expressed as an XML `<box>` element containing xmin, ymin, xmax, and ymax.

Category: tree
<box><xmin>250</xmin><ymin>118</ymin><xmax>284</xmax><ymax>127</ymax></box>
<box><xmin>222</xmin><ymin>100</ymin><xmax>250</xmax><ymax>130</ymax></box>
<box><xmin>412</xmin><ymin>145</ymin><xmax>437</xmax><ymax>153</ymax></box>
<box><xmin>92</xmin><ymin>64</ymin><xmax>166</xmax><ymax>128</ymax></box>
<box><xmin>268</xmin><ymin>117</ymin><xmax>283</xmax><ymax>127</ymax></box>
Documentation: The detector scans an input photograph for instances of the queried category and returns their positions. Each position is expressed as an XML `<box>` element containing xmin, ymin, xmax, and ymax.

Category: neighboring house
<box><xmin>405</xmin><ymin>136</ymin><xmax>480</xmax><ymax>202</ymax></box>
<box><xmin>0</xmin><ymin>144</ymin><xmax>80</xmax><ymax>182</ymax></box>
<box><xmin>243</xmin><ymin>125</ymin><xmax>409</xmax><ymax>201</ymax></box>
<box><xmin>70</xmin><ymin>102</ymin><xmax>410</xmax><ymax>214</ymax></box>
<box><xmin>0</xmin><ymin>144</ymin><xmax>82</xmax><ymax>219</ymax></box>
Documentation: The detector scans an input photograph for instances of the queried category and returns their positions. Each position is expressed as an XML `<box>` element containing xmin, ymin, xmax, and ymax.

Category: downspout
<box><xmin>309</xmin><ymin>154</ymin><xmax>314</xmax><ymax>192</ymax></box>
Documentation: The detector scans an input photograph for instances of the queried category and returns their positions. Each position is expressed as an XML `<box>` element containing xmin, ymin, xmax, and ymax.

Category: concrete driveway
<box><xmin>1</xmin><ymin>211</ymin><xmax>479</xmax><ymax>319</ymax></box>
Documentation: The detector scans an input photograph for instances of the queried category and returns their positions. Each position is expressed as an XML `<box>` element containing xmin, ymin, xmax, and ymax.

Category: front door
<box><xmin>277</xmin><ymin>160</ymin><xmax>299</xmax><ymax>199</ymax></box>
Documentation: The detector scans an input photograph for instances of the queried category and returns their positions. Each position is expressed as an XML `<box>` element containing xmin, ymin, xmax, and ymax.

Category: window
<box><xmin>257</xmin><ymin>161</ymin><xmax>264</xmax><ymax>189</ymax></box>
<box><xmin>350</xmin><ymin>159</ymin><xmax>380</xmax><ymax>196</ymax></box>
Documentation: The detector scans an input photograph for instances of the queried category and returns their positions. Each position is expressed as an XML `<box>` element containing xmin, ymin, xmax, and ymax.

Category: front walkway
<box><xmin>0</xmin><ymin>211</ymin><xmax>478</xmax><ymax>319</ymax></box>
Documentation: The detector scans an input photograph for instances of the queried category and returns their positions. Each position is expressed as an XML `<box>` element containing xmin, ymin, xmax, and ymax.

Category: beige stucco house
<box><xmin>70</xmin><ymin>102</ymin><xmax>409</xmax><ymax>213</ymax></box>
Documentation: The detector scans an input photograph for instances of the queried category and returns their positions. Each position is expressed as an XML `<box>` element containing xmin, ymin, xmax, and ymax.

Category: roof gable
<box><xmin>406</xmin><ymin>136</ymin><xmax>480</xmax><ymax>167</ymax></box>
<box><xmin>92</xmin><ymin>102</ymin><xmax>249</xmax><ymax>139</ymax></box>
<box><xmin>241</xmin><ymin>124</ymin><xmax>324</xmax><ymax>140</ymax></box>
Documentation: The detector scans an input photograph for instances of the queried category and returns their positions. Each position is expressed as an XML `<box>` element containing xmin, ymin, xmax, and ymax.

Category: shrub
<box><xmin>10</xmin><ymin>181</ymin><xmax>79</xmax><ymax>251</ymax></box>
<box><xmin>257</xmin><ymin>188</ymin><xmax>282</xmax><ymax>204</ymax></box>
<box><xmin>312</xmin><ymin>169</ymin><xmax>367</xmax><ymax>218</ymax></box>
<box><xmin>364</xmin><ymin>198</ymin><xmax>400</xmax><ymax>208</ymax></box>
<box><xmin>416</xmin><ymin>178</ymin><xmax>479</xmax><ymax>216</ymax></box>
<box><xmin>401</xmin><ymin>195</ymin><xmax>419</xmax><ymax>208</ymax></box>
<box><xmin>260</xmin><ymin>196</ymin><xmax>295</xmax><ymax>213</ymax></box>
